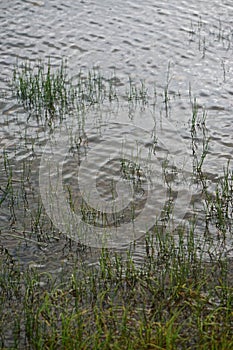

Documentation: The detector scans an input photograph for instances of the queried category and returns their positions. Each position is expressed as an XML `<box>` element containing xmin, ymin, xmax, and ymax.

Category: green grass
<box><xmin>12</xmin><ymin>59</ymin><xmax>152</xmax><ymax>126</ymax></box>
<box><xmin>0</xmin><ymin>230</ymin><xmax>233</xmax><ymax>349</ymax></box>
<box><xmin>0</xmin><ymin>58</ymin><xmax>232</xmax><ymax>349</ymax></box>
<box><xmin>12</xmin><ymin>59</ymin><xmax>74</xmax><ymax>119</ymax></box>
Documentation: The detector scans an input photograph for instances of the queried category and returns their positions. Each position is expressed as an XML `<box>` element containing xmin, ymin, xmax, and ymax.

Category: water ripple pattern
<box><xmin>39</xmin><ymin>109</ymin><xmax>193</xmax><ymax>248</ymax></box>
<box><xmin>0</xmin><ymin>0</ymin><xmax>232</xmax><ymax>262</ymax></box>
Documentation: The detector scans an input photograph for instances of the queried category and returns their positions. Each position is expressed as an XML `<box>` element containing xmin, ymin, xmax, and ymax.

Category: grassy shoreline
<box><xmin>1</xmin><ymin>231</ymin><xmax>233</xmax><ymax>349</ymax></box>
<box><xmin>0</xmin><ymin>59</ymin><xmax>232</xmax><ymax>349</ymax></box>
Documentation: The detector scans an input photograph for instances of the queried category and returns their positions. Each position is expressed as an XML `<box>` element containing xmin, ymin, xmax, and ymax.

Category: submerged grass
<box><xmin>205</xmin><ymin>161</ymin><xmax>233</xmax><ymax>236</ymax></box>
<box><xmin>1</xmin><ymin>58</ymin><xmax>232</xmax><ymax>349</ymax></box>
<box><xmin>12</xmin><ymin>59</ymin><xmax>152</xmax><ymax>126</ymax></box>
<box><xmin>12</xmin><ymin>59</ymin><xmax>77</xmax><ymax>120</ymax></box>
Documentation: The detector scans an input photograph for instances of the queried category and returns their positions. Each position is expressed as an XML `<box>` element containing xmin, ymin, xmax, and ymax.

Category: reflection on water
<box><xmin>0</xmin><ymin>0</ymin><xmax>232</xmax><ymax>270</ymax></box>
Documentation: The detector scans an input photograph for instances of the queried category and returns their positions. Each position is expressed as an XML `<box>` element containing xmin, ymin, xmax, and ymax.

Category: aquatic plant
<box><xmin>12</xmin><ymin>59</ymin><xmax>76</xmax><ymax>121</ymax></box>
<box><xmin>12</xmin><ymin>59</ymin><xmax>158</xmax><ymax>126</ymax></box>
<box><xmin>4</xmin><ymin>57</ymin><xmax>232</xmax><ymax>349</ymax></box>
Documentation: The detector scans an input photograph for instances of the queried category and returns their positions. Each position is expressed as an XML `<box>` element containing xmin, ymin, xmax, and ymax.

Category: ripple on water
<box><xmin>0</xmin><ymin>0</ymin><xmax>232</xmax><ymax>267</ymax></box>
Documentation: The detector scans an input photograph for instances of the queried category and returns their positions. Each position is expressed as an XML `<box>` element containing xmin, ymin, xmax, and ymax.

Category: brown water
<box><xmin>0</xmin><ymin>0</ymin><xmax>232</xmax><ymax>271</ymax></box>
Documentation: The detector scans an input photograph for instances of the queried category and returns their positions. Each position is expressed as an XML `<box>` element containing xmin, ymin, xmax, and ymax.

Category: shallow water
<box><xmin>0</xmin><ymin>0</ymin><xmax>232</xmax><ymax>271</ymax></box>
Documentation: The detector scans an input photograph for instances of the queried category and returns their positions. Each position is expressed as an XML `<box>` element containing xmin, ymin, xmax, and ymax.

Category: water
<box><xmin>0</xmin><ymin>0</ymin><xmax>232</xmax><ymax>271</ymax></box>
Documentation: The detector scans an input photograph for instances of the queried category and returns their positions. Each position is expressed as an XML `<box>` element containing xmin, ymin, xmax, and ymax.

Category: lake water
<box><xmin>0</xmin><ymin>0</ymin><xmax>232</xmax><ymax>271</ymax></box>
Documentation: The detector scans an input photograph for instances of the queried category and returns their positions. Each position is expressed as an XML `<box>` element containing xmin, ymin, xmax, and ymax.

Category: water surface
<box><xmin>0</xmin><ymin>0</ymin><xmax>232</xmax><ymax>270</ymax></box>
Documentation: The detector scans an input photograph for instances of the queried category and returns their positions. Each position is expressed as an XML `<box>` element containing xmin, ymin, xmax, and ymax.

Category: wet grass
<box><xmin>0</xmin><ymin>231</ymin><xmax>233</xmax><ymax>349</ymax></box>
<box><xmin>205</xmin><ymin>161</ymin><xmax>233</xmax><ymax>236</ymax></box>
<box><xmin>12</xmin><ymin>59</ymin><xmax>77</xmax><ymax>121</ymax></box>
<box><xmin>12</xmin><ymin>59</ymin><xmax>151</xmax><ymax>126</ymax></box>
<box><xmin>0</xmin><ymin>59</ymin><xmax>232</xmax><ymax>348</ymax></box>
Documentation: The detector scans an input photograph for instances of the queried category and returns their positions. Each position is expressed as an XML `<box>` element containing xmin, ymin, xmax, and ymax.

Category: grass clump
<box><xmin>12</xmin><ymin>59</ymin><xmax>119</xmax><ymax>122</ymax></box>
<box><xmin>12</xmin><ymin>59</ymin><xmax>77</xmax><ymax>121</ymax></box>
<box><xmin>12</xmin><ymin>59</ymin><xmax>157</xmax><ymax>125</ymax></box>
<box><xmin>205</xmin><ymin>161</ymin><xmax>233</xmax><ymax>235</ymax></box>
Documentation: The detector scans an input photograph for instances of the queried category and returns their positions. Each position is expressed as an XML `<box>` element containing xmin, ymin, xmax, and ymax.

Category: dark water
<box><xmin>0</xmin><ymin>0</ymin><xmax>232</xmax><ymax>269</ymax></box>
